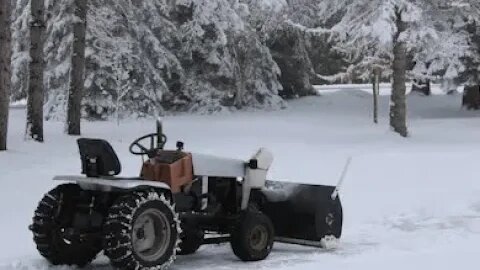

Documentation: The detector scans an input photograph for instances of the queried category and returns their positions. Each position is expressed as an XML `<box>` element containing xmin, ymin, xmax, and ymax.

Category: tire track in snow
<box><xmin>3</xmin><ymin>204</ymin><xmax>480</xmax><ymax>270</ymax></box>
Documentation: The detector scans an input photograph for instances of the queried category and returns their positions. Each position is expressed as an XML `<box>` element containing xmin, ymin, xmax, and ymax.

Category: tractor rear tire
<box><xmin>30</xmin><ymin>184</ymin><xmax>101</xmax><ymax>267</ymax></box>
<box><xmin>103</xmin><ymin>190</ymin><xmax>180</xmax><ymax>270</ymax></box>
<box><xmin>230</xmin><ymin>211</ymin><xmax>274</xmax><ymax>261</ymax></box>
<box><xmin>178</xmin><ymin>229</ymin><xmax>204</xmax><ymax>255</ymax></box>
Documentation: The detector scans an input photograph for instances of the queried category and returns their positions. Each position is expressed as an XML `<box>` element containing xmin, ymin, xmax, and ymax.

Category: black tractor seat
<box><xmin>77</xmin><ymin>138</ymin><xmax>122</xmax><ymax>178</ymax></box>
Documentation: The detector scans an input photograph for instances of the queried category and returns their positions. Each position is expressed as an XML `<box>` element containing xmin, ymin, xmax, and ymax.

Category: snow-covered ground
<box><xmin>1</xmin><ymin>88</ymin><xmax>480</xmax><ymax>269</ymax></box>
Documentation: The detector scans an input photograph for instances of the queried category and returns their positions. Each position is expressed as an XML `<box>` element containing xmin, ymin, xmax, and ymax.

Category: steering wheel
<box><xmin>129</xmin><ymin>133</ymin><xmax>167</xmax><ymax>157</ymax></box>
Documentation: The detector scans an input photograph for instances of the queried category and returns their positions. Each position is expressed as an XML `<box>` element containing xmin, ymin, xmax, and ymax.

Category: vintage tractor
<box><xmin>29</xmin><ymin>119</ymin><xmax>343</xmax><ymax>270</ymax></box>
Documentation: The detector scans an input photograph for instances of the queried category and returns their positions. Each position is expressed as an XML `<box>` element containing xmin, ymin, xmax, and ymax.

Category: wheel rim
<box><xmin>132</xmin><ymin>208</ymin><xmax>171</xmax><ymax>262</ymax></box>
<box><xmin>249</xmin><ymin>225</ymin><xmax>268</xmax><ymax>251</ymax></box>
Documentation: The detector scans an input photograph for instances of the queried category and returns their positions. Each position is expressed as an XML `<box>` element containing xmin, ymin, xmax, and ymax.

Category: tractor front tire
<box><xmin>178</xmin><ymin>229</ymin><xmax>204</xmax><ymax>255</ymax></box>
<box><xmin>103</xmin><ymin>190</ymin><xmax>180</xmax><ymax>270</ymax></box>
<box><xmin>230</xmin><ymin>211</ymin><xmax>274</xmax><ymax>261</ymax></box>
<box><xmin>30</xmin><ymin>184</ymin><xmax>101</xmax><ymax>267</ymax></box>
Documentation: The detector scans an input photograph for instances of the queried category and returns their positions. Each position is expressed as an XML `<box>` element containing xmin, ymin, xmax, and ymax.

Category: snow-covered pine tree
<box><xmin>461</xmin><ymin>21</ymin><xmax>480</xmax><ymax>109</ymax></box>
<box><xmin>317</xmin><ymin>0</ymin><xmax>464</xmax><ymax>137</ymax></box>
<box><xmin>13</xmin><ymin>0</ymin><xmax>185</xmax><ymax>119</ymax></box>
<box><xmin>246</xmin><ymin>0</ymin><xmax>318</xmax><ymax>98</ymax></box>
<box><xmin>172</xmin><ymin>0</ymin><xmax>283</xmax><ymax>112</ymax></box>
<box><xmin>462</xmin><ymin>22</ymin><xmax>480</xmax><ymax>83</ymax></box>
<box><xmin>409</xmin><ymin>2</ymin><xmax>468</xmax><ymax>95</ymax></box>
<box><xmin>232</xmin><ymin>30</ymin><xmax>284</xmax><ymax>109</ymax></box>
<box><xmin>240</xmin><ymin>0</ymin><xmax>287</xmax><ymax>41</ymax></box>
<box><xmin>244</xmin><ymin>0</ymin><xmax>349</xmax><ymax>94</ymax></box>
<box><xmin>92</xmin><ymin>0</ymin><xmax>184</xmax><ymax>118</ymax></box>
<box><xmin>454</xmin><ymin>1</ymin><xmax>480</xmax><ymax>109</ymax></box>
<box><xmin>267</xmin><ymin>21</ymin><xmax>316</xmax><ymax>98</ymax></box>
<box><xmin>0</xmin><ymin>0</ymin><xmax>12</xmax><ymax>151</ymax></box>
<box><xmin>11</xmin><ymin>0</ymin><xmax>287</xmax><ymax>117</ymax></box>
<box><xmin>10</xmin><ymin>0</ymin><xmax>30</xmax><ymax>101</ymax></box>
<box><xmin>406</xmin><ymin>0</ymin><xmax>480</xmax><ymax>107</ymax></box>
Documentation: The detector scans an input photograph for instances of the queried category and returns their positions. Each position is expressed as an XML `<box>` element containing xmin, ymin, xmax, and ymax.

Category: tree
<box><xmin>411</xmin><ymin>79</ymin><xmax>431</xmax><ymax>96</ymax></box>
<box><xmin>408</xmin><ymin>1</ymin><xmax>480</xmax><ymax>102</ymax></box>
<box><xmin>26</xmin><ymin>0</ymin><xmax>45</xmax><ymax>142</ymax></box>
<box><xmin>10</xmin><ymin>0</ymin><xmax>290</xmax><ymax>116</ymax></box>
<box><xmin>112</xmin><ymin>54</ymin><xmax>134</xmax><ymax>125</ymax></box>
<box><xmin>244</xmin><ymin>0</ymin><xmax>320</xmax><ymax>98</ymax></box>
<box><xmin>372</xmin><ymin>67</ymin><xmax>381</xmax><ymax>124</ymax></box>
<box><xmin>172</xmin><ymin>0</ymin><xmax>284</xmax><ymax>112</ymax></box>
<box><xmin>0</xmin><ymin>0</ymin><xmax>12</xmax><ymax>151</ymax></box>
<box><xmin>463</xmin><ymin>85</ymin><xmax>480</xmax><ymax>109</ymax></box>
<box><xmin>460</xmin><ymin>19</ymin><xmax>480</xmax><ymax>109</ymax></box>
<box><xmin>67</xmin><ymin>0</ymin><xmax>87</xmax><ymax>135</ymax></box>
<box><xmin>419</xmin><ymin>1</ymin><xmax>480</xmax><ymax>108</ymax></box>
<box><xmin>268</xmin><ymin>23</ymin><xmax>316</xmax><ymax>98</ymax></box>
<box><xmin>409</xmin><ymin>2</ymin><xmax>470</xmax><ymax>96</ymax></box>
<box><xmin>390</xmin><ymin>7</ymin><xmax>408</xmax><ymax>136</ymax></box>
<box><xmin>232</xmin><ymin>31</ymin><xmax>283</xmax><ymax>109</ymax></box>
<box><xmin>317</xmin><ymin>0</ymin><xmax>462</xmax><ymax>137</ymax></box>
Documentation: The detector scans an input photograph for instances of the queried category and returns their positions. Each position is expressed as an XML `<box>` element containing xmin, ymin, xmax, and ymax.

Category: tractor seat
<box><xmin>77</xmin><ymin>138</ymin><xmax>121</xmax><ymax>177</ymax></box>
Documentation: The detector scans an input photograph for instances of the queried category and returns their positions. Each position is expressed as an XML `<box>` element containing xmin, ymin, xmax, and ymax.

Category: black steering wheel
<box><xmin>129</xmin><ymin>133</ymin><xmax>167</xmax><ymax>157</ymax></box>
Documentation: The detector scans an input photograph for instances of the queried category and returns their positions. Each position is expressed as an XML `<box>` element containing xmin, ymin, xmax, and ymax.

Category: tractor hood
<box><xmin>191</xmin><ymin>153</ymin><xmax>246</xmax><ymax>178</ymax></box>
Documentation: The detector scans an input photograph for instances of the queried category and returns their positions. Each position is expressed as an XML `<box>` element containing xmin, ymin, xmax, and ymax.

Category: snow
<box><xmin>257</xmin><ymin>0</ymin><xmax>287</xmax><ymax>13</ymax></box>
<box><xmin>2</xmin><ymin>87</ymin><xmax>480</xmax><ymax>269</ymax></box>
<box><xmin>315</xmin><ymin>83</ymin><xmax>464</xmax><ymax>95</ymax></box>
<box><xmin>9</xmin><ymin>99</ymin><xmax>27</xmax><ymax>109</ymax></box>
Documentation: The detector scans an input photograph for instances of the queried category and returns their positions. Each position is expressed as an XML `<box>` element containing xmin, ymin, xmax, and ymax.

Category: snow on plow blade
<box><xmin>259</xmin><ymin>181</ymin><xmax>343</xmax><ymax>247</ymax></box>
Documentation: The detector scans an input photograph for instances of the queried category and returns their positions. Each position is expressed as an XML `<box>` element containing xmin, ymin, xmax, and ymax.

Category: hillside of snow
<box><xmin>1</xmin><ymin>88</ymin><xmax>480</xmax><ymax>269</ymax></box>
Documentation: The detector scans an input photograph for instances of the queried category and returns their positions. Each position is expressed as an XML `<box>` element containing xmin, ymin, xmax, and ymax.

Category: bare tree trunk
<box><xmin>462</xmin><ymin>85</ymin><xmax>480</xmax><ymax>110</ymax></box>
<box><xmin>411</xmin><ymin>79</ymin><xmax>431</xmax><ymax>96</ymax></box>
<box><xmin>233</xmin><ymin>32</ymin><xmax>249</xmax><ymax>109</ymax></box>
<box><xmin>0</xmin><ymin>0</ymin><xmax>12</xmax><ymax>151</ymax></box>
<box><xmin>372</xmin><ymin>67</ymin><xmax>380</xmax><ymax>124</ymax></box>
<box><xmin>67</xmin><ymin>0</ymin><xmax>87</xmax><ymax>135</ymax></box>
<box><xmin>390</xmin><ymin>9</ymin><xmax>408</xmax><ymax>137</ymax></box>
<box><xmin>26</xmin><ymin>0</ymin><xmax>45</xmax><ymax>142</ymax></box>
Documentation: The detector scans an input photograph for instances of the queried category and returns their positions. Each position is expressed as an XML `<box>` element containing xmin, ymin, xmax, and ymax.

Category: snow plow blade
<box><xmin>258</xmin><ymin>181</ymin><xmax>343</xmax><ymax>246</ymax></box>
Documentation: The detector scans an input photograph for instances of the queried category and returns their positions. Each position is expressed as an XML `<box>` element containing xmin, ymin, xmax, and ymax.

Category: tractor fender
<box><xmin>53</xmin><ymin>175</ymin><xmax>171</xmax><ymax>192</ymax></box>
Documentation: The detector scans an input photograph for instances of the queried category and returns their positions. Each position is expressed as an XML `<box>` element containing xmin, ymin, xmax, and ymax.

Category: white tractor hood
<box><xmin>191</xmin><ymin>153</ymin><xmax>246</xmax><ymax>178</ymax></box>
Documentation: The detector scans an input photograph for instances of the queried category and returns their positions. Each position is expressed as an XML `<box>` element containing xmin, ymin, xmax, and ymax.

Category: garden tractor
<box><xmin>29</xmin><ymin>119</ymin><xmax>343</xmax><ymax>270</ymax></box>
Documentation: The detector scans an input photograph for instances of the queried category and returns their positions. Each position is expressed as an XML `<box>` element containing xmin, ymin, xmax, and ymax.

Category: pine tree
<box><xmin>10</xmin><ymin>0</ymin><xmax>290</xmax><ymax>116</ymax></box>
<box><xmin>173</xmin><ymin>0</ymin><xmax>283</xmax><ymax>112</ymax></box>
<box><xmin>316</xmin><ymin>0</ymin><xmax>462</xmax><ymax>137</ymax></box>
